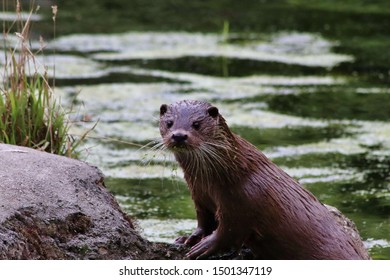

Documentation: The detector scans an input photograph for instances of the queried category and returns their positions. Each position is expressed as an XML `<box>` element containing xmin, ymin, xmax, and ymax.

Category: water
<box><xmin>3</xmin><ymin>0</ymin><xmax>389</xmax><ymax>259</ymax></box>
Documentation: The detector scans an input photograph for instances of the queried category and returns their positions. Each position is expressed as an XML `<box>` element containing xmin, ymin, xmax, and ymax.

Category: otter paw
<box><xmin>180</xmin><ymin>227</ymin><xmax>205</xmax><ymax>246</ymax></box>
<box><xmin>174</xmin><ymin>227</ymin><xmax>206</xmax><ymax>246</ymax></box>
<box><xmin>186</xmin><ymin>234</ymin><xmax>218</xmax><ymax>260</ymax></box>
<box><xmin>174</xmin><ymin>236</ymin><xmax>189</xmax><ymax>244</ymax></box>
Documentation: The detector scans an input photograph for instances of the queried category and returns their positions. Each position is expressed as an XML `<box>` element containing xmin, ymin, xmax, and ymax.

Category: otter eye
<box><xmin>192</xmin><ymin>121</ymin><xmax>201</xmax><ymax>130</ymax></box>
<box><xmin>166</xmin><ymin>120</ymin><xmax>174</xmax><ymax>129</ymax></box>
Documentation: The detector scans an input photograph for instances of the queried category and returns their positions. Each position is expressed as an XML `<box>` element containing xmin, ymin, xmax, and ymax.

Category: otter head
<box><xmin>159</xmin><ymin>100</ymin><xmax>221</xmax><ymax>153</ymax></box>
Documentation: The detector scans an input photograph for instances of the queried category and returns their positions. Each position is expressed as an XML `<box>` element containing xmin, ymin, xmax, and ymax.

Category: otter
<box><xmin>159</xmin><ymin>100</ymin><xmax>370</xmax><ymax>260</ymax></box>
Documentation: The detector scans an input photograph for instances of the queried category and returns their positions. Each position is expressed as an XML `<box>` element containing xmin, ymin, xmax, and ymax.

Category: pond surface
<box><xmin>3</xmin><ymin>0</ymin><xmax>389</xmax><ymax>259</ymax></box>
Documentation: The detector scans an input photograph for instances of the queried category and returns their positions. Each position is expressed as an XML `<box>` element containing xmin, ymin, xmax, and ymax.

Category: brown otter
<box><xmin>159</xmin><ymin>100</ymin><xmax>370</xmax><ymax>260</ymax></box>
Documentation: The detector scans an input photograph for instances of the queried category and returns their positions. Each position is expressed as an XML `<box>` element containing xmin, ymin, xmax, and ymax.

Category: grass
<box><xmin>0</xmin><ymin>1</ymin><xmax>89</xmax><ymax>157</ymax></box>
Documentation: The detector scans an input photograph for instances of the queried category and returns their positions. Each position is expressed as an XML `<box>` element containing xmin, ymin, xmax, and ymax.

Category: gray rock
<box><xmin>0</xmin><ymin>143</ymin><xmax>179</xmax><ymax>259</ymax></box>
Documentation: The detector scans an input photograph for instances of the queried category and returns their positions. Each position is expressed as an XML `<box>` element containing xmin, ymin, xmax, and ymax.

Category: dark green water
<box><xmin>25</xmin><ymin>0</ymin><xmax>390</xmax><ymax>259</ymax></box>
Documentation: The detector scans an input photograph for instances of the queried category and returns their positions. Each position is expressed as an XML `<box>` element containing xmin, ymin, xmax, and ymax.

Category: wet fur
<box><xmin>159</xmin><ymin>100</ymin><xmax>370</xmax><ymax>260</ymax></box>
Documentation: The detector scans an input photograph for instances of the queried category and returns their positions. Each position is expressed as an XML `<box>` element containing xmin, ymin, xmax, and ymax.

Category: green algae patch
<box><xmin>50</xmin><ymin>32</ymin><xmax>352</xmax><ymax>69</ymax></box>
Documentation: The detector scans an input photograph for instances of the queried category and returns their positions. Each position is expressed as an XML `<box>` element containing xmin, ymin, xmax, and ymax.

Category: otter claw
<box><xmin>177</xmin><ymin>227</ymin><xmax>206</xmax><ymax>246</ymax></box>
<box><xmin>187</xmin><ymin>244</ymin><xmax>211</xmax><ymax>259</ymax></box>
<box><xmin>174</xmin><ymin>236</ymin><xmax>189</xmax><ymax>244</ymax></box>
<box><xmin>174</xmin><ymin>231</ymin><xmax>203</xmax><ymax>246</ymax></box>
<box><xmin>186</xmin><ymin>234</ymin><xmax>218</xmax><ymax>259</ymax></box>
<box><xmin>185</xmin><ymin>233</ymin><xmax>203</xmax><ymax>246</ymax></box>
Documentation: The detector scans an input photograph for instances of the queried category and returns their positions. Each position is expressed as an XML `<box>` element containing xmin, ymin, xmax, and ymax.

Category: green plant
<box><xmin>0</xmin><ymin>1</ymin><xmax>89</xmax><ymax>157</ymax></box>
<box><xmin>221</xmin><ymin>19</ymin><xmax>230</xmax><ymax>43</ymax></box>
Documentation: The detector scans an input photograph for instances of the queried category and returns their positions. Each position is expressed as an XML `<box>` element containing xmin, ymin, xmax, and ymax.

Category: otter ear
<box><xmin>160</xmin><ymin>104</ymin><xmax>168</xmax><ymax>116</ymax></box>
<box><xmin>207</xmin><ymin>106</ymin><xmax>219</xmax><ymax>118</ymax></box>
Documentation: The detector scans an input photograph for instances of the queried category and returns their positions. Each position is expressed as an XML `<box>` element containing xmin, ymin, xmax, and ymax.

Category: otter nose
<box><xmin>172</xmin><ymin>133</ymin><xmax>188</xmax><ymax>143</ymax></box>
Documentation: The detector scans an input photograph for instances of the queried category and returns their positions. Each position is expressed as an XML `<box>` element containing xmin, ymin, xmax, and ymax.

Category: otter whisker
<box><xmin>139</xmin><ymin>139</ymin><xmax>169</xmax><ymax>167</ymax></box>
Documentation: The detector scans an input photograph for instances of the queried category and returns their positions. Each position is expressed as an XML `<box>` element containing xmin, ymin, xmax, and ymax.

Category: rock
<box><xmin>0</xmin><ymin>143</ymin><xmax>185</xmax><ymax>259</ymax></box>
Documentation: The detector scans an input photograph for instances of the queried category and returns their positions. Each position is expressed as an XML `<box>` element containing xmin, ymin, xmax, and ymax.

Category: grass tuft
<box><xmin>0</xmin><ymin>1</ymin><xmax>90</xmax><ymax>157</ymax></box>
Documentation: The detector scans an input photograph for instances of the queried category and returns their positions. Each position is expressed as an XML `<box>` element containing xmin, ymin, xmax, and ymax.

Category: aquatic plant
<box><xmin>0</xmin><ymin>1</ymin><xmax>88</xmax><ymax>157</ymax></box>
